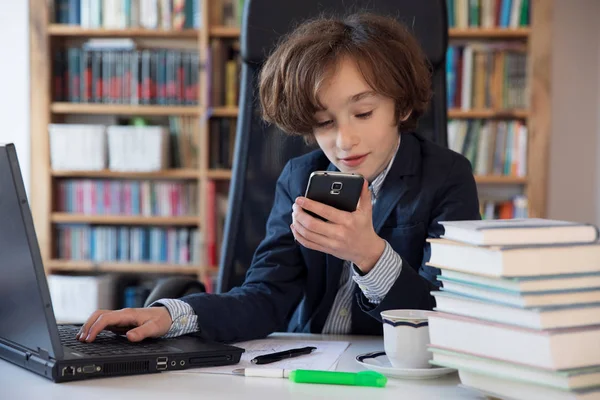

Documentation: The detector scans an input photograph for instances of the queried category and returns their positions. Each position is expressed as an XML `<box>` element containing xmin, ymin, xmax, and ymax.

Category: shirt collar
<box><xmin>369</xmin><ymin>135</ymin><xmax>401</xmax><ymax>199</ymax></box>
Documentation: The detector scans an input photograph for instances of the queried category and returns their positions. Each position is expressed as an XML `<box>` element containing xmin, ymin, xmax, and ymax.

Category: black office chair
<box><xmin>145</xmin><ymin>0</ymin><xmax>448</xmax><ymax>306</ymax></box>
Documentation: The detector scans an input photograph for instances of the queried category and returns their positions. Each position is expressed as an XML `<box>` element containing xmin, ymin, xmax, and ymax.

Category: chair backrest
<box><xmin>217</xmin><ymin>0</ymin><xmax>448</xmax><ymax>293</ymax></box>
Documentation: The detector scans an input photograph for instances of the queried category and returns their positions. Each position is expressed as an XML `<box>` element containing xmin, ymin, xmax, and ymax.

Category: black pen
<box><xmin>251</xmin><ymin>346</ymin><xmax>317</xmax><ymax>365</ymax></box>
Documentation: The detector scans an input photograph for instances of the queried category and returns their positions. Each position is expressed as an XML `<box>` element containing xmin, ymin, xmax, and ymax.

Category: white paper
<box><xmin>172</xmin><ymin>339</ymin><xmax>350</xmax><ymax>375</ymax></box>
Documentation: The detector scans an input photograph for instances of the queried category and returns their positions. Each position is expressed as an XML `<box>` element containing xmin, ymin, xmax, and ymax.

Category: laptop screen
<box><xmin>0</xmin><ymin>144</ymin><xmax>62</xmax><ymax>359</ymax></box>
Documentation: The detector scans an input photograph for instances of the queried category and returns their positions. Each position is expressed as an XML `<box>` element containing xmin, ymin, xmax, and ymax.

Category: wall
<box><xmin>0</xmin><ymin>2</ymin><xmax>30</xmax><ymax>196</ymax></box>
<box><xmin>547</xmin><ymin>0</ymin><xmax>600</xmax><ymax>224</ymax></box>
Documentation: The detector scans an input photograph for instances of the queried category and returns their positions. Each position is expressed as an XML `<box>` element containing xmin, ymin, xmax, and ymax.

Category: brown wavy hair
<box><xmin>259</xmin><ymin>12</ymin><xmax>432</xmax><ymax>138</ymax></box>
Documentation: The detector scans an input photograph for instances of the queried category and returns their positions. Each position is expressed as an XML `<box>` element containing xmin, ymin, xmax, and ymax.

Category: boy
<box><xmin>78</xmin><ymin>12</ymin><xmax>479</xmax><ymax>343</ymax></box>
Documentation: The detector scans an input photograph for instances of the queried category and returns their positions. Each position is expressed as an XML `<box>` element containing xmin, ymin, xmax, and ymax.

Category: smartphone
<box><xmin>303</xmin><ymin>171</ymin><xmax>364</xmax><ymax>221</ymax></box>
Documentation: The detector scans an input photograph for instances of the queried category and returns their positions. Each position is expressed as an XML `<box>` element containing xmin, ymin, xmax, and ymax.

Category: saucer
<box><xmin>355</xmin><ymin>351</ymin><xmax>456</xmax><ymax>380</ymax></box>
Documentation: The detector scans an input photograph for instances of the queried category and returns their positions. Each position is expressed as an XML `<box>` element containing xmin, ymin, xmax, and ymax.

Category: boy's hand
<box><xmin>76</xmin><ymin>307</ymin><xmax>173</xmax><ymax>343</ymax></box>
<box><xmin>291</xmin><ymin>180</ymin><xmax>385</xmax><ymax>273</ymax></box>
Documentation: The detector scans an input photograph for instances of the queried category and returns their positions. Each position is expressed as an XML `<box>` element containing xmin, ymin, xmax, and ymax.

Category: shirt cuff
<box><xmin>352</xmin><ymin>241</ymin><xmax>403</xmax><ymax>304</ymax></box>
<box><xmin>149</xmin><ymin>298</ymin><xmax>199</xmax><ymax>338</ymax></box>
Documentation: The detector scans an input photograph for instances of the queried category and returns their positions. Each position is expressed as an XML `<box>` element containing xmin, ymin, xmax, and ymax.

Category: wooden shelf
<box><xmin>52</xmin><ymin>169</ymin><xmax>199</xmax><ymax>179</ymax></box>
<box><xmin>46</xmin><ymin>259</ymin><xmax>203</xmax><ymax>275</ymax></box>
<box><xmin>449</xmin><ymin>27</ymin><xmax>531</xmax><ymax>39</ymax></box>
<box><xmin>448</xmin><ymin>109</ymin><xmax>529</xmax><ymax>119</ymax></box>
<box><xmin>211</xmin><ymin>106</ymin><xmax>239</xmax><ymax>117</ymax></box>
<box><xmin>205</xmin><ymin>169</ymin><xmax>233</xmax><ymax>179</ymax></box>
<box><xmin>51</xmin><ymin>103</ymin><xmax>200</xmax><ymax>116</ymax></box>
<box><xmin>474</xmin><ymin>175</ymin><xmax>527</xmax><ymax>184</ymax></box>
<box><xmin>209</xmin><ymin>26</ymin><xmax>241</xmax><ymax>38</ymax></box>
<box><xmin>51</xmin><ymin>213</ymin><xmax>200</xmax><ymax>226</ymax></box>
<box><xmin>48</xmin><ymin>25</ymin><xmax>529</xmax><ymax>40</ymax></box>
<box><xmin>48</xmin><ymin>24</ymin><xmax>199</xmax><ymax>38</ymax></box>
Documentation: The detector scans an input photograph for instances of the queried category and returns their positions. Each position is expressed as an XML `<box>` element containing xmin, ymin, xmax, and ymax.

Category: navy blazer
<box><xmin>181</xmin><ymin>132</ymin><xmax>480</xmax><ymax>342</ymax></box>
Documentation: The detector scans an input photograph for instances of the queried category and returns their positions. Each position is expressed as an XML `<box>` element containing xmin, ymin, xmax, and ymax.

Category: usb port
<box><xmin>156</xmin><ymin>363</ymin><xmax>167</xmax><ymax>371</ymax></box>
<box><xmin>157</xmin><ymin>357</ymin><xmax>168</xmax><ymax>363</ymax></box>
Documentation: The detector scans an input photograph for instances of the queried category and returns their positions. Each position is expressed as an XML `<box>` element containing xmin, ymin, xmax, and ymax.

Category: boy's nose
<box><xmin>336</xmin><ymin>125</ymin><xmax>359</xmax><ymax>151</ymax></box>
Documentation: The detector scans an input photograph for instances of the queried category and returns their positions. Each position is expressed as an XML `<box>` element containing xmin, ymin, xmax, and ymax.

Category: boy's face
<box><xmin>313</xmin><ymin>57</ymin><xmax>404</xmax><ymax>182</ymax></box>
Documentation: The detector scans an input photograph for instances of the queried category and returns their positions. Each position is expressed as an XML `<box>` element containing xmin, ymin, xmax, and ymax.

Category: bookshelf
<box><xmin>446</xmin><ymin>0</ymin><xmax>551</xmax><ymax>220</ymax></box>
<box><xmin>50</xmin><ymin>214</ymin><xmax>200</xmax><ymax>226</ymax></box>
<box><xmin>30</xmin><ymin>0</ymin><xmax>234</xmax><ymax>287</ymax></box>
<box><xmin>29</xmin><ymin>1</ymin><xmax>551</xmax><ymax>294</ymax></box>
<box><xmin>448</xmin><ymin>27</ymin><xmax>531</xmax><ymax>38</ymax></box>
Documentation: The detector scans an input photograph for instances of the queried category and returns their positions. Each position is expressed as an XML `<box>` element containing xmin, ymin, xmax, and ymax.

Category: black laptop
<box><xmin>0</xmin><ymin>144</ymin><xmax>243</xmax><ymax>382</ymax></box>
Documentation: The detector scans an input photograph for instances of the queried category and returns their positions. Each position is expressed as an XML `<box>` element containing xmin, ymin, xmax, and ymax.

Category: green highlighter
<box><xmin>233</xmin><ymin>368</ymin><xmax>387</xmax><ymax>388</ymax></box>
<box><xmin>290</xmin><ymin>369</ymin><xmax>387</xmax><ymax>387</ymax></box>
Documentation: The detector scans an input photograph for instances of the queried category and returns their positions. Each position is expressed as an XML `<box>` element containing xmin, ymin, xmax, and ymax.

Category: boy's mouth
<box><xmin>339</xmin><ymin>153</ymin><xmax>368</xmax><ymax>167</ymax></box>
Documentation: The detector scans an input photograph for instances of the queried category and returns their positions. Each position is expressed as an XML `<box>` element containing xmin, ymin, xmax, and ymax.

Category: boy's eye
<box><xmin>356</xmin><ymin>111</ymin><xmax>373</xmax><ymax>119</ymax></box>
<box><xmin>316</xmin><ymin>120</ymin><xmax>333</xmax><ymax>128</ymax></box>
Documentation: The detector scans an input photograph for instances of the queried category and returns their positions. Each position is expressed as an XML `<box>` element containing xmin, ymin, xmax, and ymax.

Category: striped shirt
<box><xmin>321</xmin><ymin>139</ymin><xmax>402</xmax><ymax>334</ymax></box>
<box><xmin>153</xmin><ymin>137</ymin><xmax>403</xmax><ymax>337</ymax></box>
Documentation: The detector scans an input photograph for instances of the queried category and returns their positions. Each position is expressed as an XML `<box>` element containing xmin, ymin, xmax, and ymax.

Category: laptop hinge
<box><xmin>37</xmin><ymin>347</ymin><xmax>50</xmax><ymax>361</ymax></box>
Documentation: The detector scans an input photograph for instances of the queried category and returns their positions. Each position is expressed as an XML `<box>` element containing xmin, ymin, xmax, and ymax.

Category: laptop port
<box><xmin>156</xmin><ymin>363</ymin><xmax>167</xmax><ymax>371</ymax></box>
<box><xmin>157</xmin><ymin>357</ymin><xmax>168</xmax><ymax>363</ymax></box>
<box><xmin>180</xmin><ymin>360</ymin><xmax>185</xmax><ymax>366</ymax></box>
<box><xmin>82</xmin><ymin>365</ymin><xmax>97</xmax><ymax>374</ymax></box>
<box><xmin>170</xmin><ymin>361</ymin><xmax>176</xmax><ymax>367</ymax></box>
<box><xmin>62</xmin><ymin>366</ymin><xmax>75</xmax><ymax>377</ymax></box>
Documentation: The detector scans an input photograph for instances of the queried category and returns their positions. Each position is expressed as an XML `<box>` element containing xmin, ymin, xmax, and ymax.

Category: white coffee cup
<box><xmin>380</xmin><ymin>309</ymin><xmax>434</xmax><ymax>369</ymax></box>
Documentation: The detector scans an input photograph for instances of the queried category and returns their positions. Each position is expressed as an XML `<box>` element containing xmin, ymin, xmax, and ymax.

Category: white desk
<box><xmin>0</xmin><ymin>334</ymin><xmax>482</xmax><ymax>400</ymax></box>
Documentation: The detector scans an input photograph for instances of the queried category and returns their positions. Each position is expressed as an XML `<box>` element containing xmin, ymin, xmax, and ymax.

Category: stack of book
<box><xmin>427</xmin><ymin>219</ymin><xmax>600</xmax><ymax>400</ymax></box>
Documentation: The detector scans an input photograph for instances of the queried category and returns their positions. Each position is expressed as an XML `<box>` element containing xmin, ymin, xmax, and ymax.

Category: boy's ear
<box><xmin>400</xmin><ymin>109</ymin><xmax>412</xmax><ymax>122</ymax></box>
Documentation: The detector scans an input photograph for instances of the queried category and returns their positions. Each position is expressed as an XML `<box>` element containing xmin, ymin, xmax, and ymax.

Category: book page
<box><xmin>440</xmin><ymin>218</ymin><xmax>576</xmax><ymax>230</ymax></box>
<box><xmin>171</xmin><ymin>339</ymin><xmax>350</xmax><ymax>375</ymax></box>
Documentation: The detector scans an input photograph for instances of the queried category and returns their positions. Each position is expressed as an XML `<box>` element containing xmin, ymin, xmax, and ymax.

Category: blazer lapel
<box><xmin>371</xmin><ymin>133</ymin><xmax>421</xmax><ymax>233</ymax></box>
<box><xmin>321</xmin><ymin>133</ymin><xmax>421</xmax><ymax>233</ymax></box>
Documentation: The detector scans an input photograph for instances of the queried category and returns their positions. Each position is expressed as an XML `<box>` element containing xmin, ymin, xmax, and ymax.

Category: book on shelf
<box><xmin>213</xmin><ymin>0</ymin><xmax>245</xmax><ymax>27</ymax></box>
<box><xmin>57</xmin><ymin>180</ymin><xmax>198</xmax><ymax>216</ymax></box>
<box><xmin>440</xmin><ymin>218</ymin><xmax>599</xmax><ymax>246</ymax></box>
<box><xmin>56</xmin><ymin>225</ymin><xmax>202</xmax><ymax>265</ymax></box>
<box><xmin>54</xmin><ymin>0</ymin><xmax>202</xmax><ymax>29</ymax></box>
<box><xmin>168</xmin><ymin>116</ymin><xmax>200</xmax><ymax>168</ymax></box>
<box><xmin>208</xmin><ymin>39</ymin><xmax>240</xmax><ymax>107</ymax></box>
<box><xmin>54</xmin><ymin>42</ymin><xmax>200</xmax><ymax>106</ymax></box>
<box><xmin>209</xmin><ymin>118</ymin><xmax>235</xmax><ymax>169</ymax></box>
<box><xmin>205</xmin><ymin>180</ymin><xmax>217</xmax><ymax>266</ymax></box>
<box><xmin>448</xmin><ymin>119</ymin><xmax>527</xmax><ymax>177</ymax></box>
<box><xmin>447</xmin><ymin>43</ymin><xmax>528</xmax><ymax>111</ymax></box>
<box><xmin>480</xmin><ymin>196</ymin><xmax>528</xmax><ymax>220</ymax></box>
<box><xmin>447</xmin><ymin>0</ymin><xmax>530</xmax><ymax>29</ymax></box>
<box><xmin>204</xmin><ymin>180</ymin><xmax>229</xmax><ymax>267</ymax></box>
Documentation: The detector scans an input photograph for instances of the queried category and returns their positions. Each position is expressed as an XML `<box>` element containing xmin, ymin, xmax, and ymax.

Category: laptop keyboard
<box><xmin>58</xmin><ymin>325</ymin><xmax>174</xmax><ymax>357</ymax></box>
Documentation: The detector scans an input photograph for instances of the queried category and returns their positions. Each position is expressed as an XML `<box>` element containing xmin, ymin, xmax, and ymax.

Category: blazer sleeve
<box><xmin>357</xmin><ymin>155</ymin><xmax>480</xmax><ymax>317</ymax></box>
<box><xmin>179</xmin><ymin>161</ymin><xmax>307</xmax><ymax>343</ymax></box>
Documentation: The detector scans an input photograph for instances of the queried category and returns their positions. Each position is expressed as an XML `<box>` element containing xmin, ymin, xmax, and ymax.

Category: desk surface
<box><xmin>0</xmin><ymin>334</ymin><xmax>481</xmax><ymax>400</ymax></box>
